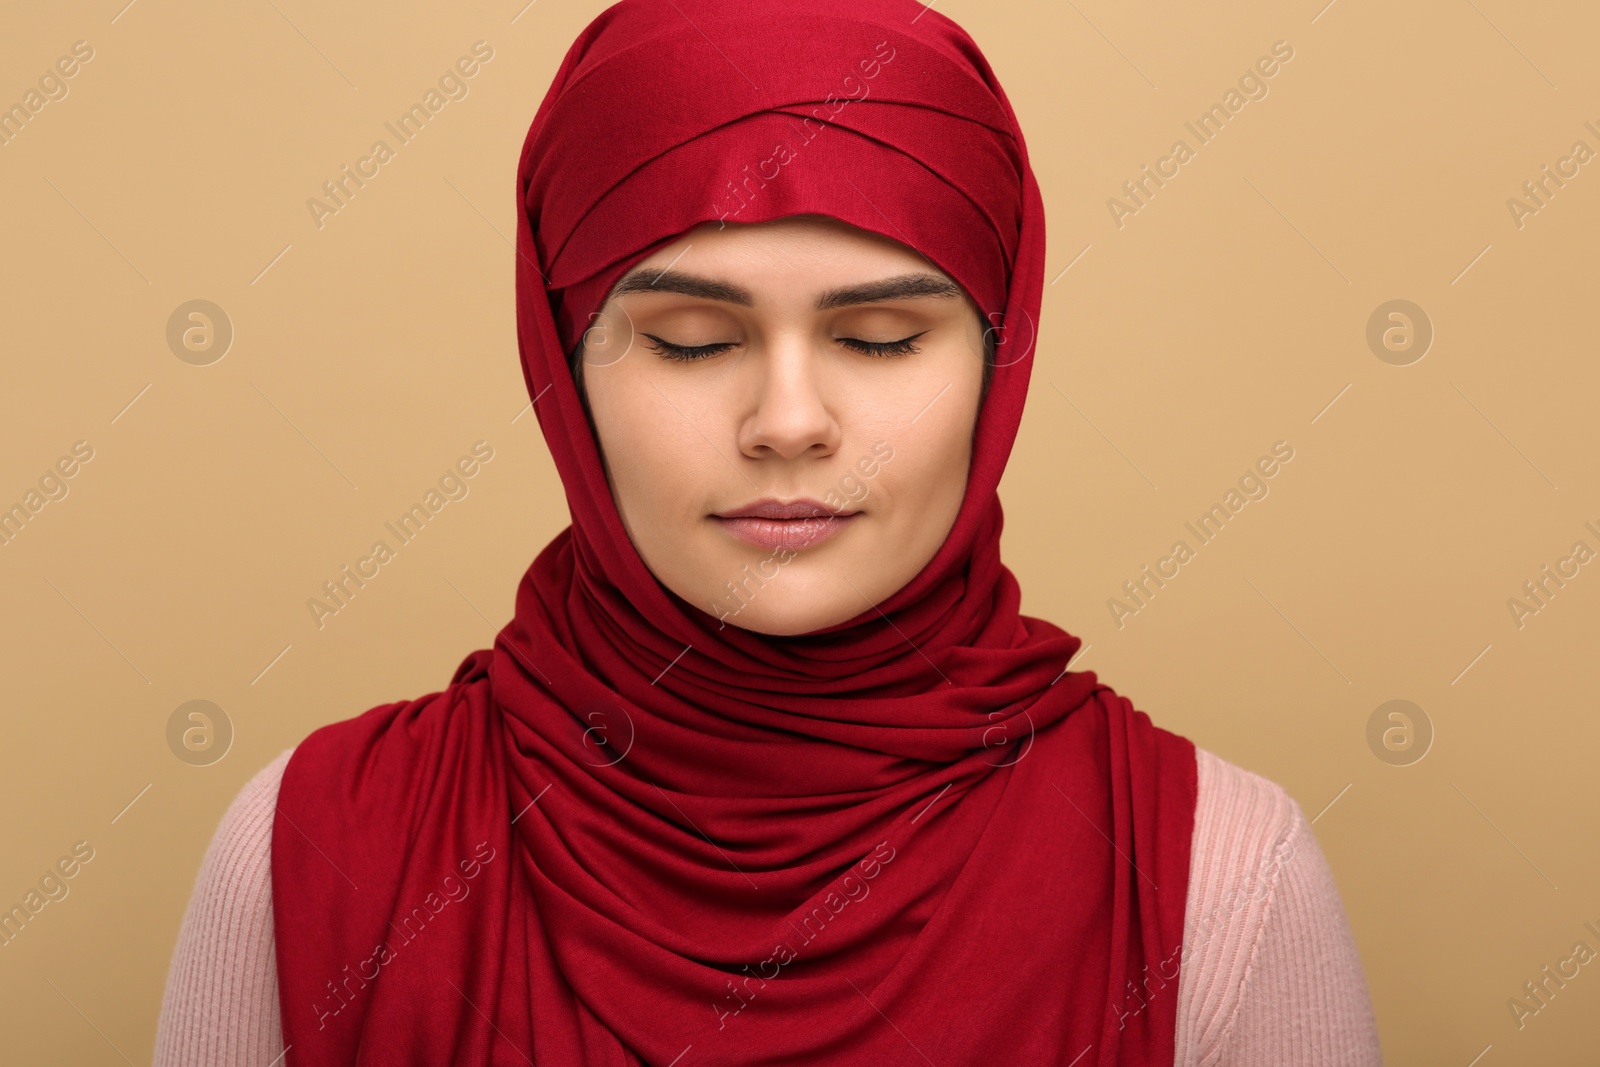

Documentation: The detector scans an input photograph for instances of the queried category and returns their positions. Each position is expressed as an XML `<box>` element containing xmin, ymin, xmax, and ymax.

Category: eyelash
<box><xmin>641</xmin><ymin>333</ymin><xmax>927</xmax><ymax>362</ymax></box>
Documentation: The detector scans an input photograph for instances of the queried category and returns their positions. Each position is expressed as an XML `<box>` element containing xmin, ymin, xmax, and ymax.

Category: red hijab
<box><xmin>272</xmin><ymin>1</ymin><xmax>1197</xmax><ymax>1064</ymax></box>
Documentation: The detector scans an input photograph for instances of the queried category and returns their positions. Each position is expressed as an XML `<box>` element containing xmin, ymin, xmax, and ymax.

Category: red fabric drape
<box><xmin>272</xmin><ymin>1</ymin><xmax>1197</xmax><ymax>1064</ymax></box>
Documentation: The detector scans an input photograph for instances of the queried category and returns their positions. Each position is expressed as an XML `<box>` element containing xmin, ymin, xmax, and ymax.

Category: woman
<box><xmin>155</xmin><ymin>0</ymin><xmax>1382</xmax><ymax>1063</ymax></box>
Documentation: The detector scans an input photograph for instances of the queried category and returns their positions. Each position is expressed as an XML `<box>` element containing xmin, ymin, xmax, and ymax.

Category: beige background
<box><xmin>2</xmin><ymin>0</ymin><xmax>1597</xmax><ymax>1062</ymax></box>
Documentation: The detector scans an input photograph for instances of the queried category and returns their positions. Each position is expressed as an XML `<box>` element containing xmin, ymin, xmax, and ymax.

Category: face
<box><xmin>576</xmin><ymin>213</ymin><xmax>988</xmax><ymax>636</ymax></box>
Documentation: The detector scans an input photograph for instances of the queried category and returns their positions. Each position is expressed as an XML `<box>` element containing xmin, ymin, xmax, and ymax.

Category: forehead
<box><xmin>607</xmin><ymin>266</ymin><xmax>965</xmax><ymax>312</ymax></box>
<box><xmin>608</xmin><ymin>217</ymin><xmax>968</xmax><ymax>311</ymax></box>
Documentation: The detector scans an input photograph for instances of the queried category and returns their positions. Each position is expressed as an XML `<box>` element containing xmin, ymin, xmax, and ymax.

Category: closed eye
<box><xmin>839</xmin><ymin>332</ymin><xmax>926</xmax><ymax>357</ymax></box>
<box><xmin>641</xmin><ymin>336</ymin><xmax>735</xmax><ymax>362</ymax></box>
<box><xmin>642</xmin><ymin>332</ymin><xmax>928</xmax><ymax>363</ymax></box>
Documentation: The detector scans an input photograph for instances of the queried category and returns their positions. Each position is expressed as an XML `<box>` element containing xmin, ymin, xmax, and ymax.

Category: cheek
<box><xmin>878</xmin><ymin>366</ymin><xmax>981</xmax><ymax>515</ymax></box>
<box><xmin>873</xmin><ymin>407</ymin><xmax>973</xmax><ymax>521</ymax></box>
<box><xmin>588</xmin><ymin>375</ymin><xmax>715</xmax><ymax>529</ymax></box>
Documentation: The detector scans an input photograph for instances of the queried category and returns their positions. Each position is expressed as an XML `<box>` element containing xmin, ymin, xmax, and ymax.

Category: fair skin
<box><xmin>576</xmin><ymin>213</ymin><xmax>990</xmax><ymax>636</ymax></box>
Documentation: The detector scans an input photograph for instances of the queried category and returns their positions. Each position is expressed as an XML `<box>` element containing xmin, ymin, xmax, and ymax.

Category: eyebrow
<box><xmin>606</xmin><ymin>269</ymin><xmax>963</xmax><ymax>310</ymax></box>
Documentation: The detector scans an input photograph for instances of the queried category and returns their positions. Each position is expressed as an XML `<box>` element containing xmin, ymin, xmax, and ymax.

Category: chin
<box><xmin>717</xmin><ymin>604</ymin><xmax>855</xmax><ymax>637</ymax></box>
<box><xmin>700</xmin><ymin>573</ymin><xmax>870</xmax><ymax>636</ymax></box>
<box><xmin>670</xmin><ymin>543</ymin><xmax>910</xmax><ymax>636</ymax></box>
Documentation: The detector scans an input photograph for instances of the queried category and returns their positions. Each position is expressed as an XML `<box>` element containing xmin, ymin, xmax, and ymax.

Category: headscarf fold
<box><xmin>272</xmin><ymin>1</ymin><xmax>1197</xmax><ymax>1063</ymax></box>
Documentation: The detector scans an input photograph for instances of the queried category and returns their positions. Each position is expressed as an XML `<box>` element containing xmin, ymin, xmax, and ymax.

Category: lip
<box><xmin>712</xmin><ymin>498</ymin><xmax>860</xmax><ymax>552</ymax></box>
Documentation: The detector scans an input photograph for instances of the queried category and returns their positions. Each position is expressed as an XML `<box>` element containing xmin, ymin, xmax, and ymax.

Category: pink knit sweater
<box><xmin>152</xmin><ymin>744</ymin><xmax>1382</xmax><ymax>1064</ymax></box>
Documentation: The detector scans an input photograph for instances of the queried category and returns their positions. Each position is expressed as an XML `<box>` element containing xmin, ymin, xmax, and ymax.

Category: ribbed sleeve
<box><xmin>1173</xmin><ymin>746</ymin><xmax>1383</xmax><ymax>1065</ymax></box>
<box><xmin>151</xmin><ymin>747</ymin><xmax>294</xmax><ymax>1067</ymax></box>
<box><xmin>152</xmin><ymin>743</ymin><xmax>1382</xmax><ymax>1065</ymax></box>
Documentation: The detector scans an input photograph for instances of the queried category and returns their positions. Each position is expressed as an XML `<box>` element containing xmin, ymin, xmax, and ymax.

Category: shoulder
<box><xmin>152</xmin><ymin>746</ymin><xmax>298</xmax><ymax>1065</ymax></box>
<box><xmin>1188</xmin><ymin>748</ymin><xmax>1305</xmax><ymax>924</ymax></box>
<box><xmin>183</xmin><ymin>746</ymin><xmax>297</xmax><ymax>910</ymax></box>
<box><xmin>232</xmin><ymin>746</ymin><xmax>296</xmax><ymax>820</ymax></box>
<box><xmin>1174</xmin><ymin>746</ymin><xmax>1298</xmax><ymax>1048</ymax></box>
<box><xmin>1176</xmin><ymin>746</ymin><xmax>1382</xmax><ymax>1064</ymax></box>
<box><xmin>214</xmin><ymin>746</ymin><xmax>296</xmax><ymax>870</ymax></box>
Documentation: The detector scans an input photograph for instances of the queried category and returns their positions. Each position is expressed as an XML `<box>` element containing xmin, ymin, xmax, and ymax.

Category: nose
<box><xmin>736</xmin><ymin>335</ymin><xmax>842</xmax><ymax>461</ymax></box>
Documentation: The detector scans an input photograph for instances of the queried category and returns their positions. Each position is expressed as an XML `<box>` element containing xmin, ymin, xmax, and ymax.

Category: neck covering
<box><xmin>271</xmin><ymin>1</ymin><xmax>1197</xmax><ymax>1064</ymax></box>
